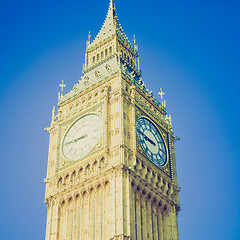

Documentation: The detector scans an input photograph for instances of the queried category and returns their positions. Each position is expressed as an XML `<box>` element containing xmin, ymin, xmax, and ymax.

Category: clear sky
<box><xmin>0</xmin><ymin>0</ymin><xmax>239</xmax><ymax>239</ymax></box>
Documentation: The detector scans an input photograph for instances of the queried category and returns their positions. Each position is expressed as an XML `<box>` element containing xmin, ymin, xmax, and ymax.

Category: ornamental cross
<box><xmin>158</xmin><ymin>88</ymin><xmax>165</xmax><ymax>101</ymax></box>
<box><xmin>87</xmin><ymin>31</ymin><xmax>91</xmax><ymax>47</ymax></box>
<box><xmin>59</xmin><ymin>80</ymin><xmax>66</xmax><ymax>92</ymax></box>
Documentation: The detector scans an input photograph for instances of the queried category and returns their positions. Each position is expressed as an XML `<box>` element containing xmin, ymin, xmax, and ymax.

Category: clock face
<box><xmin>62</xmin><ymin>114</ymin><xmax>103</xmax><ymax>161</ymax></box>
<box><xmin>136</xmin><ymin>117</ymin><xmax>167</xmax><ymax>166</ymax></box>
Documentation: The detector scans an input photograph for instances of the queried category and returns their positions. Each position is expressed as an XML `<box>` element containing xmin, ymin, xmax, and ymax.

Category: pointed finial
<box><xmin>148</xmin><ymin>90</ymin><xmax>153</xmax><ymax>98</ymax></box>
<box><xmin>59</xmin><ymin>80</ymin><xmax>66</xmax><ymax>92</ymax></box>
<box><xmin>165</xmin><ymin>115</ymin><xmax>172</xmax><ymax>127</ymax></box>
<box><xmin>134</xmin><ymin>35</ymin><xmax>138</xmax><ymax>51</ymax></box>
<box><xmin>110</xmin><ymin>0</ymin><xmax>115</xmax><ymax>8</ymax></box>
<box><xmin>140</xmin><ymin>82</ymin><xmax>145</xmax><ymax>89</ymax></box>
<box><xmin>168</xmin><ymin>115</ymin><xmax>172</xmax><ymax>126</ymax></box>
<box><xmin>51</xmin><ymin>106</ymin><xmax>56</xmax><ymax>124</ymax></box>
<box><xmin>88</xmin><ymin>31</ymin><xmax>91</xmax><ymax>41</ymax></box>
<box><xmin>52</xmin><ymin>105</ymin><xmax>55</xmax><ymax>115</ymax></box>
<box><xmin>58</xmin><ymin>92</ymin><xmax>61</xmax><ymax>102</ymax></box>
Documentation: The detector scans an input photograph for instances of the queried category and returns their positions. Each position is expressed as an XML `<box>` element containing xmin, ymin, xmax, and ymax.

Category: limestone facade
<box><xmin>44</xmin><ymin>1</ymin><xmax>180</xmax><ymax>239</ymax></box>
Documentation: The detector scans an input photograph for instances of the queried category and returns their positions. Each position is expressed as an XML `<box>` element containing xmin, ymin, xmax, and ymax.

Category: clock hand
<box><xmin>64</xmin><ymin>134</ymin><xmax>88</xmax><ymax>145</ymax></box>
<box><xmin>145</xmin><ymin>136</ymin><xmax>156</xmax><ymax>146</ymax></box>
<box><xmin>72</xmin><ymin>134</ymin><xmax>88</xmax><ymax>143</ymax></box>
<box><xmin>137</xmin><ymin>130</ymin><xmax>156</xmax><ymax>146</ymax></box>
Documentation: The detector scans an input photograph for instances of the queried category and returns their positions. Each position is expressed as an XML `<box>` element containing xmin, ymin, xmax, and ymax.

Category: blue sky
<box><xmin>0</xmin><ymin>0</ymin><xmax>240</xmax><ymax>239</ymax></box>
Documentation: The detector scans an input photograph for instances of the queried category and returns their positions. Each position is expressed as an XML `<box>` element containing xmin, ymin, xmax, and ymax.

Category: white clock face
<box><xmin>62</xmin><ymin>114</ymin><xmax>103</xmax><ymax>161</ymax></box>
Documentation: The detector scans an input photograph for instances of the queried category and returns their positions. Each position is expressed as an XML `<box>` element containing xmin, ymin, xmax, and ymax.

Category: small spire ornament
<box><xmin>58</xmin><ymin>80</ymin><xmax>66</xmax><ymax>102</ymax></box>
<box><xmin>158</xmin><ymin>88</ymin><xmax>167</xmax><ymax>108</ymax></box>
<box><xmin>59</xmin><ymin>80</ymin><xmax>66</xmax><ymax>92</ymax></box>
<box><xmin>87</xmin><ymin>31</ymin><xmax>91</xmax><ymax>47</ymax></box>
<box><xmin>168</xmin><ymin>115</ymin><xmax>172</xmax><ymax>126</ymax></box>
<box><xmin>165</xmin><ymin>115</ymin><xmax>172</xmax><ymax>128</ymax></box>
<box><xmin>133</xmin><ymin>34</ymin><xmax>138</xmax><ymax>51</ymax></box>
<box><xmin>158</xmin><ymin>88</ymin><xmax>165</xmax><ymax>101</ymax></box>
<box><xmin>163</xmin><ymin>100</ymin><xmax>166</xmax><ymax>108</ymax></box>
<box><xmin>51</xmin><ymin>106</ymin><xmax>56</xmax><ymax>125</ymax></box>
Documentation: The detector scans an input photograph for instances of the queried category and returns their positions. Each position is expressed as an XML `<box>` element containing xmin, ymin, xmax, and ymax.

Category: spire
<box><xmin>87</xmin><ymin>0</ymin><xmax>132</xmax><ymax>50</ymax></box>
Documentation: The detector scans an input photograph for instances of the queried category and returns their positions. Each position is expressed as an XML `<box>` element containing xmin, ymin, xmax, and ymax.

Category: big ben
<box><xmin>44</xmin><ymin>0</ymin><xmax>181</xmax><ymax>239</ymax></box>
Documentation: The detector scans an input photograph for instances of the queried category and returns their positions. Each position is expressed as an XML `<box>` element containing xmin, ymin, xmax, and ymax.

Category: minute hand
<box><xmin>138</xmin><ymin>130</ymin><xmax>156</xmax><ymax>146</ymax></box>
<box><xmin>64</xmin><ymin>134</ymin><xmax>88</xmax><ymax>145</ymax></box>
<box><xmin>144</xmin><ymin>135</ymin><xmax>156</xmax><ymax>146</ymax></box>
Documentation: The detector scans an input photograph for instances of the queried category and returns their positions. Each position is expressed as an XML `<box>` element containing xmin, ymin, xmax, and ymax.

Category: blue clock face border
<box><xmin>136</xmin><ymin>116</ymin><xmax>168</xmax><ymax>167</ymax></box>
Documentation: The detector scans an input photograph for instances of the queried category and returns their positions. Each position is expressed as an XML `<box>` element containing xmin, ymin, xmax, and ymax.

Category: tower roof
<box><xmin>87</xmin><ymin>0</ymin><xmax>132</xmax><ymax>50</ymax></box>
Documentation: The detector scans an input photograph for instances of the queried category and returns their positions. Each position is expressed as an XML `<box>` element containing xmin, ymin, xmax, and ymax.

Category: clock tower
<box><xmin>44</xmin><ymin>1</ymin><xmax>180</xmax><ymax>240</ymax></box>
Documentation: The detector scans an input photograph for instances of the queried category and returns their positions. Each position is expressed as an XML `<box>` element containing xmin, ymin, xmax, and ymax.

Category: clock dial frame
<box><xmin>62</xmin><ymin>113</ymin><xmax>103</xmax><ymax>161</ymax></box>
<box><xmin>136</xmin><ymin>116</ymin><xmax>168</xmax><ymax>167</ymax></box>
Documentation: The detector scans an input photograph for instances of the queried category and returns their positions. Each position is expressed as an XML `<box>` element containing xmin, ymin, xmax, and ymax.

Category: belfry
<box><xmin>44</xmin><ymin>1</ymin><xmax>180</xmax><ymax>239</ymax></box>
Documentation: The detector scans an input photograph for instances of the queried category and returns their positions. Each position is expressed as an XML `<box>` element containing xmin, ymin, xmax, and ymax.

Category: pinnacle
<box><xmin>88</xmin><ymin>0</ymin><xmax>132</xmax><ymax>50</ymax></box>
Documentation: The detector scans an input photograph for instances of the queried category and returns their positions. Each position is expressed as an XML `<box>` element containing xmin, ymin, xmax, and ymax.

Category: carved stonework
<box><xmin>45</xmin><ymin>2</ymin><xmax>180</xmax><ymax>239</ymax></box>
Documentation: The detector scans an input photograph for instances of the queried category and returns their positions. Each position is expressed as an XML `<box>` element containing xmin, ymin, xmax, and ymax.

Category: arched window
<box><xmin>58</xmin><ymin>178</ymin><xmax>63</xmax><ymax>188</ymax></box>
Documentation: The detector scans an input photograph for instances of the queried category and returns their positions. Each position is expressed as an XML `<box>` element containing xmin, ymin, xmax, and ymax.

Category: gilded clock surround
<box><xmin>58</xmin><ymin>106</ymin><xmax>105</xmax><ymax>170</ymax></box>
<box><xmin>135</xmin><ymin>108</ymin><xmax>173</xmax><ymax>178</ymax></box>
<box><xmin>44</xmin><ymin>1</ymin><xmax>180</xmax><ymax>240</ymax></box>
<box><xmin>136</xmin><ymin>115</ymin><xmax>169</xmax><ymax>167</ymax></box>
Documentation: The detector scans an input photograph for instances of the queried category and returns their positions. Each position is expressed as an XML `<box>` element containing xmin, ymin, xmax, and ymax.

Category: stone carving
<box><xmin>105</xmin><ymin>64</ymin><xmax>111</xmax><ymax>72</ymax></box>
